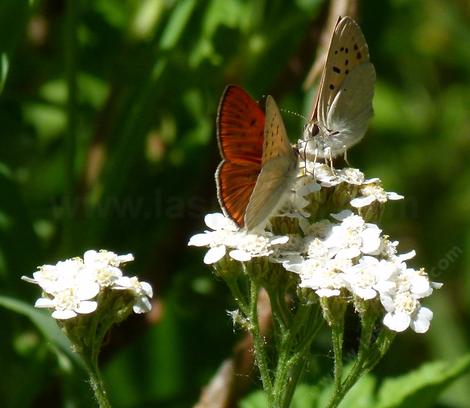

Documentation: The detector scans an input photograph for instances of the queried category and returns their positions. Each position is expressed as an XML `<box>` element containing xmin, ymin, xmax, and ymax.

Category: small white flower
<box><xmin>23</xmin><ymin>258</ymin><xmax>85</xmax><ymax>294</ymax></box>
<box><xmin>324</xmin><ymin>212</ymin><xmax>382</xmax><ymax>259</ymax></box>
<box><xmin>188</xmin><ymin>212</ymin><xmax>289</xmax><ymax>264</ymax></box>
<box><xmin>310</xmin><ymin>165</ymin><xmax>379</xmax><ymax>188</ymax></box>
<box><xmin>379</xmin><ymin>262</ymin><xmax>438</xmax><ymax>333</ymax></box>
<box><xmin>35</xmin><ymin>284</ymin><xmax>99</xmax><ymax>320</ymax></box>
<box><xmin>382</xmin><ymin>292</ymin><xmax>433</xmax><ymax>333</ymax></box>
<box><xmin>336</xmin><ymin>168</ymin><xmax>370</xmax><ymax>186</ymax></box>
<box><xmin>113</xmin><ymin>276</ymin><xmax>153</xmax><ymax>314</ymax></box>
<box><xmin>83</xmin><ymin>250</ymin><xmax>124</xmax><ymax>287</ymax></box>
<box><xmin>351</xmin><ymin>183</ymin><xmax>404</xmax><ymax>208</ymax></box>
<box><xmin>410</xmin><ymin>307</ymin><xmax>433</xmax><ymax>333</ymax></box>
<box><xmin>297</xmin><ymin>258</ymin><xmax>348</xmax><ymax>298</ymax></box>
<box><xmin>343</xmin><ymin>256</ymin><xmax>398</xmax><ymax>300</ymax></box>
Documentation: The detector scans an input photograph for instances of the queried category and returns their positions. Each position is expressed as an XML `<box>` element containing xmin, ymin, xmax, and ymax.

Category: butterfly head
<box><xmin>301</xmin><ymin>120</ymin><xmax>336</xmax><ymax>160</ymax></box>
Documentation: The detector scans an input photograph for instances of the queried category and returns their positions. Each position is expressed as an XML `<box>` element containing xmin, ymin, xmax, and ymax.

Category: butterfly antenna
<box><xmin>280</xmin><ymin>108</ymin><xmax>307</xmax><ymax>122</ymax></box>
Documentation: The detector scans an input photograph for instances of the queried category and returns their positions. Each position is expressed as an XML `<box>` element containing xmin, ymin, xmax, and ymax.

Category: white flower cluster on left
<box><xmin>22</xmin><ymin>250</ymin><xmax>153</xmax><ymax>320</ymax></box>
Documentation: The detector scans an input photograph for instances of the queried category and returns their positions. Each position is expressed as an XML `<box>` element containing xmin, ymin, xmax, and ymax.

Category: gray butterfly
<box><xmin>302</xmin><ymin>16</ymin><xmax>376</xmax><ymax>160</ymax></box>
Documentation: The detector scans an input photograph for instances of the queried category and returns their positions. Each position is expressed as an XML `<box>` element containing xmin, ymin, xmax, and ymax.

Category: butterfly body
<box><xmin>216</xmin><ymin>85</ymin><xmax>297</xmax><ymax>231</ymax></box>
<box><xmin>302</xmin><ymin>16</ymin><xmax>376</xmax><ymax>159</ymax></box>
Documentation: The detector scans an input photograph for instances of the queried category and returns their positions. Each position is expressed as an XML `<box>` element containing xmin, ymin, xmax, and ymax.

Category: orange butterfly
<box><xmin>216</xmin><ymin>85</ymin><xmax>298</xmax><ymax>231</ymax></box>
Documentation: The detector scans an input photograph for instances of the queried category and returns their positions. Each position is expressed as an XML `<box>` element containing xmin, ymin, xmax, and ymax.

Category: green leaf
<box><xmin>338</xmin><ymin>374</ymin><xmax>377</xmax><ymax>408</ymax></box>
<box><xmin>240</xmin><ymin>384</ymin><xmax>321</xmax><ymax>408</ymax></box>
<box><xmin>0</xmin><ymin>295</ymin><xmax>84</xmax><ymax>369</ymax></box>
<box><xmin>240</xmin><ymin>389</ymin><xmax>268</xmax><ymax>408</ymax></box>
<box><xmin>314</xmin><ymin>372</ymin><xmax>376</xmax><ymax>408</ymax></box>
<box><xmin>376</xmin><ymin>354</ymin><xmax>470</xmax><ymax>408</ymax></box>
<box><xmin>0</xmin><ymin>53</ymin><xmax>8</xmax><ymax>94</ymax></box>
<box><xmin>159</xmin><ymin>0</ymin><xmax>198</xmax><ymax>50</ymax></box>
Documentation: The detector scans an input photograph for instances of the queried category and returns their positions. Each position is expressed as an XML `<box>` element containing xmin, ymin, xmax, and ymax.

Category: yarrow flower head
<box><xmin>22</xmin><ymin>249</ymin><xmax>152</xmax><ymax>319</ymax></box>
<box><xmin>275</xmin><ymin>209</ymin><xmax>441</xmax><ymax>333</ymax></box>
<box><xmin>190</xmin><ymin>162</ymin><xmax>441</xmax><ymax>335</ymax></box>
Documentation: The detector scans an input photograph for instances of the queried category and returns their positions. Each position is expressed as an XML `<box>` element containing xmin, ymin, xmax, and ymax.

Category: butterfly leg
<box><xmin>343</xmin><ymin>147</ymin><xmax>351</xmax><ymax>166</ymax></box>
<box><xmin>326</xmin><ymin>147</ymin><xmax>336</xmax><ymax>173</ymax></box>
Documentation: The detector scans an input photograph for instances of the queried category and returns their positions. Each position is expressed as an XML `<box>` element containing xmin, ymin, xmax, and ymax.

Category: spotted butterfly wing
<box><xmin>216</xmin><ymin>85</ymin><xmax>265</xmax><ymax>227</ymax></box>
<box><xmin>244</xmin><ymin>96</ymin><xmax>298</xmax><ymax>230</ymax></box>
<box><xmin>304</xmin><ymin>16</ymin><xmax>376</xmax><ymax>158</ymax></box>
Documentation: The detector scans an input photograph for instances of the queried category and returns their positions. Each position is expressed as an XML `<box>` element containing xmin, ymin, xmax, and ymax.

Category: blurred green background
<box><xmin>0</xmin><ymin>0</ymin><xmax>469</xmax><ymax>406</ymax></box>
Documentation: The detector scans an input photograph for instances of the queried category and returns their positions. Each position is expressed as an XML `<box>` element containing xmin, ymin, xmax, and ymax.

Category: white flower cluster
<box><xmin>188</xmin><ymin>213</ymin><xmax>289</xmax><ymax>264</ymax></box>
<box><xmin>22</xmin><ymin>250</ymin><xmax>153</xmax><ymax>320</ymax></box>
<box><xmin>304</xmin><ymin>163</ymin><xmax>404</xmax><ymax>208</ymax></box>
<box><xmin>190</xmin><ymin>166</ymin><xmax>441</xmax><ymax>334</ymax></box>
<box><xmin>279</xmin><ymin>210</ymin><xmax>441</xmax><ymax>333</ymax></box>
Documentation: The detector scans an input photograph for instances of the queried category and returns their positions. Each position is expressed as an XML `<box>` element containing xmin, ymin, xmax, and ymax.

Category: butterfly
<box><xmin>216</xmin><ymin>85</ymin><xmax>298</xmax><ymax>231</ymax></box>
<box><xmin>302</xmin><ymin>16</ymin><xmax>376</xmax><ymax>160</ymax></box>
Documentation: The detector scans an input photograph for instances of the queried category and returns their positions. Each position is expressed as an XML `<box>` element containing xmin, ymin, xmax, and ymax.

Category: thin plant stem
<box><xmin>82</xmin><ymin>353</ymin><xmax>111</xmax><ymax>408</ymax></box>
<box><xmin>326</xmin><ymin>317</ymin><xmax>375</xmax><ymax>408</ymax></box>
<box><xmin>225</xmin><ymin>277</ymin><xmax>249</xmax><ymax>316</ymax></box>
<box><xmin>278</xmin><ymin>315</ymin><xmax>323</xmax><ymax>408</ymax></box>
<box><xmin>331</xmin><ymin>322</ymin><xmax>345</xmax><ymax>397</ymax></box>
<box><xmin>249</xmin><ymin>279</ymin><xmax>274</xmax><ymax>402</ymax></box>
<box><xmin>266</xmin><ymin>287</ymin><xmax>289</xmax><ymax>335</ymax></box>
<box><xmin>272</xmin><ymin>303</ymin><xmax>322</xmax><ymax>408</ymax></box>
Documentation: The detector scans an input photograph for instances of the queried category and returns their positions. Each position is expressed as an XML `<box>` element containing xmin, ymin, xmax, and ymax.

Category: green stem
<box><xmin>272</xmin><ymin>303</ymin><xmax>322</xmax><ymax>408</ymax></box>
<box><xmin>249</xmin><ymin>279</ymin><xmax>274</xmax><ymax>402</ymax></box>
<box><xmin>331</xmin><ymin>322</ymin><xmax>345</xmax><ymax>397</ymax></box>
<box><xmin>326</xmin><ymin>317</ymin><xmax>375</xmax><ymax>408</ymax></box>
<box><xmin>83</xmin><ymin>354</ymin><xmax>111</xmax><ymax>408</ymax></box>
<box><xmin>267</xmin><ymin>287</ymin><xmax>289</xmax><ymax>336</ymax></box>
<box><xmin>225</xmin><ymin>277</ymin><xmax>249</xmax><ymax>316</ymax></box>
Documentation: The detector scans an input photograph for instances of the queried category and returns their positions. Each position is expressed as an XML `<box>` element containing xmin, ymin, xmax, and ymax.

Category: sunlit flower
<box><xmin>35</xmin><ymin>285</ymin><xmax>99</xmax><ymax>320</ymax></box>
<box><xmin>324</xmin><ymin>211</ymin><xmax>382</xmax><ymax>259</ymax></box>
<box><xmin>351</xmin><ymin>182</ymin><xmax>404</xmax><ymax>208</ymax></box>
<box><xmin>22</xmin><ymin>250</ymin><xmax>153</xmax><ymax>319</ymax></box>
<box><xmin>188</xmin><ymin>213</ymin><xmax>289</xmax><ymax>264</ymax></box>
<box><xmin>84</xmin><ymin>250</ymin><xmax>126</xmax><ymax>287</ymax></box>
<box><xmin>113</xmin><ymin>276</ymin><xmax>153</xmax><ymax>313</ymax></box>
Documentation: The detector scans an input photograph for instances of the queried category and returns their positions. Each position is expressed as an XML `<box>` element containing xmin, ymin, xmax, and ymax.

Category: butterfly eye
<box><xmin>311</xmin><ymin>124</ymin><xmax>320</xmax><ymax>136</ymax></box>
<box><xmin>303</xmin><ymin>123</ymin><xmax>320</xmax><ymax>137</ymax></box>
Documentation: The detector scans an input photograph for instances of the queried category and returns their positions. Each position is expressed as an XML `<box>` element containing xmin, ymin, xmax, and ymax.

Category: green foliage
<box><xmin>376</xmin><ymin>355</ymin><xmax>470</xmax><ymax>408</ymax></box>
<box><xmin>0</xmin><ymin>0</ymin><xmax>469</xmax><ymax>406</ymax></box>
<box><xmin>243</xmin><ymin>355</ymin><xmax>470</xmax><ymax>408</ymax></box>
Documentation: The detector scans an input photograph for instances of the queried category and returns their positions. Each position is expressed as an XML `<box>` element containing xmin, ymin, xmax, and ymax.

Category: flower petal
<box><xmin>75</xmin><ymin>300</ymin><xmax>98</xmax><ymax>314</ymax></box>
<box><xmin>203</xmin><ymin>245</ymin><xmax>226</xmax><ymax>264</ymax></box>
<box><xmin>52</xmin><ymin>309</ymin><xmax>77</xmax><ymax>320</ymax></box>
<box><xmin>229</xmin><ymin>249</ymin><xmax>251</xmax><ymax>262</ymax></box>
<box><xmin>188</xmin><ymin>233</ymin><xmax>213</xmax><ymax>247</ymax></box>
<box><xmin>383</xmin><ymin>312</ymin><xmax>410</xmax><ymax>332</ymax></box>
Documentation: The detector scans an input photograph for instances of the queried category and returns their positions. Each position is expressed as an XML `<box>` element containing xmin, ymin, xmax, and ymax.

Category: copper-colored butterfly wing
<box><xmin>244</xmin><ymin>96</ymin><xmax>298</xmax><ymax>230</ymax></box>
<box><xmin>216</xmin><ymin>85</ymin><xmax>265</xmax><ymax>227</ymax></box>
